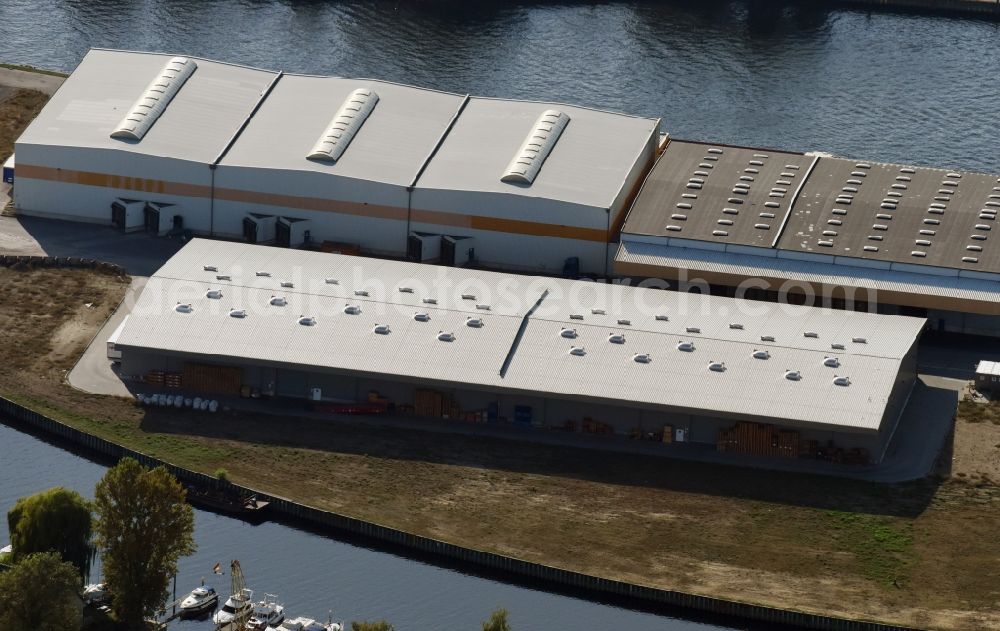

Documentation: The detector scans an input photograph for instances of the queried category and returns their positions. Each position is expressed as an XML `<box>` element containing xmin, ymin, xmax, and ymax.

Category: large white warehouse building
<box><xmin>114</xmin><ymin>239</ymin><xmax>924</xmax><ymax>465</ymax></box>
<box><xmin>13</xmin><ymin>49</ymin><xmax>660</xmax><ymax>275</ymax></box>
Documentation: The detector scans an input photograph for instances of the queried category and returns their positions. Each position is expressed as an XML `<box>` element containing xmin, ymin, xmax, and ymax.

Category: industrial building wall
<box><xmin>408</xmin><ymin>189</ymin><xmax>610</xmax><ymax>274</ymax></box>
<box><xmin>609</xmin><ymin>132</ymin><xmax>659</xmax><ymax>237</ymax></box>
<box><xmin>12</xmin><ymin>144</ymin><xmax>213</xmax><ymax>232</ymax></box>
<box><xmin>120</xmin><ymin>348</ymin><xmax>888</xmax><ymax>463</ymax></box>
<box><xmin>211</xmin><ymin>166</ymin><xmax>411</xmax><ymax>253</ymax></box>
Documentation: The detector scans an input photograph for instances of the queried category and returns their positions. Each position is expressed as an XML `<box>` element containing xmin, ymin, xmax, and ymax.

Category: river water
<box><xmin>0</xmin><ymin>1</ymin><xmax>998</xmax><ymax>629</ymax></box>
<box><xmin>0</xmin><ymin>423</ymin><xmax>716</xmax><ymax>630</ymax></box>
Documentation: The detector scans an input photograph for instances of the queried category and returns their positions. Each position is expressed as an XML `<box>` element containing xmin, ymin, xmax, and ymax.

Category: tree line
<box><xmin>0</xmin><ymin>458</ymin><xmax>514</xmax><ymax>630</ymax></box>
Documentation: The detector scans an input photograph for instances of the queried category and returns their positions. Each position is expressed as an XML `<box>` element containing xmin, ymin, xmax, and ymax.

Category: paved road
<box><xmin>0</xmin><ymin>215</ymin><xmax>183</xmax><ymax>276</ymax></box>
<box><xmin>0</xmin><ymin>66</ymin><xmax>65</xmax><ymax>95</ymax></box>
<box><xmin>67</xmin><ymin>277</ymin><xmax>146</xmax><ymax>398</ymax></box>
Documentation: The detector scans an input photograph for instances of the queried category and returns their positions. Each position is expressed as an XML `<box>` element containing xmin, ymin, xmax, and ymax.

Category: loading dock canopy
<box><xmin>116</xmin><ymin>239</ymin><xmax>924</xmax><ymax>432</ymax></box>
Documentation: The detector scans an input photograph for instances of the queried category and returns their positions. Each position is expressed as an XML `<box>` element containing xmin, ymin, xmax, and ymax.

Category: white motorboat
<box><xmin>179</xmin><ymin>584</ymin><xmax>219</xmax><ymax>617</ymax></box>
<box><xmin>272</xmin><ymin>616</ymin><xmax>343</xmax><ymax>631</ymax></box>
<box><xmin>213</xmin><ymin>587</ymin><xmax>253</xmax><ymax>626</ymax></box>
<box><xmin>0</xmin><ymin>543</ymin><xmax>12</xmax><ymax>556</ymax></box>
<box><xmin>246</xmin><ymin>593</ymin><xmax>284</xmax><ymax>630</ymax></box>
<box><xmin>82</xmin><ymin>582</ymin><xmax>110</xmax><ymax>606</ymax></box>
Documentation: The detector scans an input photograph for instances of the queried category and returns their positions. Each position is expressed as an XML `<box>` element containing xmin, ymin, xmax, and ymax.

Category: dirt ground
<box><xmin>1</xmin><ymin>266</ymin><xmax>999</xmax><ymax>630</ymax></box>
<box><xmin>1</xmin><ymin>87</ymin><xmax>48</xmax><ymax>161</ymax></box>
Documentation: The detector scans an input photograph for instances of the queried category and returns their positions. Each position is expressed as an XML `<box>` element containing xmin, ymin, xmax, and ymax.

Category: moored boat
<box><xmin>179</xmin><ymin>584</ymin><xmax>219</xmax><ymax>617</ymax></box>
<box><xmin>247</xmin><ymin>593</ymin><xmax>285</xmax><ymax>629</ymax></box>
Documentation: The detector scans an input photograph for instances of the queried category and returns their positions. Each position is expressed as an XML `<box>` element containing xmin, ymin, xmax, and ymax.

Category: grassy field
<box><xmin>0</xmin><ymin>87</ymin><xmax>48</xmax><ymax>161</ymax></box>
<box><xmin>0</xmin><ymin>63</ymin><xmax>68</xmax><ymax>78</ymax></box>
<box><xmin>1</xmin><ymin>266</ymin><xmax>999</xmax><ymax>630</ymax></box>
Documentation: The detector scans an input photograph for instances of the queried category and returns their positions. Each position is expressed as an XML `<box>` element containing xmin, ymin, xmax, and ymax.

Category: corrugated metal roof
<box><xmin>622</xmin><ymin>140</ymin><xmax>812</xmax><ymax>245</ymax></box>
<box><xmin>413</xmin><ymin>96</ymin><xmax>660</xmax><ymax>209</ymax></box>
<box><xmin>781</xmin><ymin>157</ymin><xmax>1000</xmax><ymax>274</ymax></box>
<box><xmin>976</xmin><ymin>360</ymin><xmax>1000</xmax><ymax>377</ymax></box>
<box><xmin>17</xmin><ymin>49</ymin><xmax>278</xmax><ymax>163</ymax></box>
<box><xmin>117</xmin><ymin>239</ymin><xmax>924</xmax><ymax>433</ymax></box>
<box><xmin>220</xmin><ymin>74</ymin><xmax>466</xmax><ymax>186</ymax></box>
<box><xmin>615</xmin><ymin>239</ymin><xmax>1000</xmax><ymax>306</ymax></box>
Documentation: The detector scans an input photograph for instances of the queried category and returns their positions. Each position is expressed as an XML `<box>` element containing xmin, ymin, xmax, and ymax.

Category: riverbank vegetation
<box><xmin>1</xmin><ymin>266</ymin><xmax>999</xmax><ymax>630</ymax></box>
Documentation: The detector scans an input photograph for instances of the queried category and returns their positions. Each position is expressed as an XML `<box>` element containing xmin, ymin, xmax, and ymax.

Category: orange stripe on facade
<box><xmin>16</xmin><ymin>164</ymin><xmax>609</xmax><ymax>242</ymax></box>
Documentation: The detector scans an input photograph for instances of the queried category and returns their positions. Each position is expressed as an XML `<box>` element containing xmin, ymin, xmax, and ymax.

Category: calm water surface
<box><xmin>0</xmin><ymin>423</ymin><xmax>716</xmax><ymax>631</ymax></box>
<box><xmin>1</xmin><ymin>1</ymin><xmax>999</xmax><ymax>171</ymax></box>
<box><xmin>1</xmin><ymin>1</ymin><xmax>998</xmax><ymax>628</ymax></box>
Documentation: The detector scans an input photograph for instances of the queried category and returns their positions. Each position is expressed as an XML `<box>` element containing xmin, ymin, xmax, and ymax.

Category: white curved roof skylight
<box><xmin>500</xmin><ymin>109</ymin><xmax>570</xmax><ymax>185</ymax></box>
<box><xmin>307</xmin><ymin>88</ymin><xmax>379</xmax><ymax>162</ymax></box>
<box><xmin>111</xmin><ymin>57</ymin><xmax>197</xmax><ymax>141</ymax></box>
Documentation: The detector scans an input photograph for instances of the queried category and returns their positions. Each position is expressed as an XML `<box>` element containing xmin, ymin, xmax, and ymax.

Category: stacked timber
<box><xmin>716</xmin><ymin>422</ymin><xmax>799</xmax><ymax>458</ymax></box>
<box><xmin>181</xmin><ymin>363</ymin><xmax>242</xmax><ymax>394</ymax></box>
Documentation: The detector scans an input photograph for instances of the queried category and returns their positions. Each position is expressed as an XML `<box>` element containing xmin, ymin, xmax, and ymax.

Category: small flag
<box><xmin>213</xmin><ymin>563</ymin><xmax>222</xmax><ymax>574</ymax></box>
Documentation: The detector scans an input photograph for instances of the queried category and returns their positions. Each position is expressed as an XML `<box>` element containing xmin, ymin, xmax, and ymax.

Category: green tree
<box><xmin>351</xmin><ymin>621</ymin><xmax>395</xmax><ymax>631</ymax></box>
<box><xmin>0</xmin><ymin>551</ymin><xmax>82</xmax><ymax>631</ymax></box>
<box><xmin>7</xmin><ymin>486</ymin><xmax>94</xmax><ymax>580</ymax></box>
<box><xmin>482</xmin><ymin>608</ymin><xmax>511</xmax><ymax>631</ymax></box>
<box><xmin>93</xmin><ymin>458</ymin><xmax>195</xmax><ymax>629</ymax></box>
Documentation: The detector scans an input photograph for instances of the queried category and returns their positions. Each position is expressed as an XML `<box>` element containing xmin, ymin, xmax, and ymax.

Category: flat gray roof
<box><xmin>17</xmin><ymin>49</ymin><xmax>278</xmax><ymax>163</ymax></box>
<box><xmin>622</xmin><ymin>140</ymin><xmax>814</xmax><ymax>246</ymax></box>
<box><xmin>780</xmin><ymin>157</ymin><xmax>1000</xmax><ymax>275</ymax></box>
<box><xmin>219</xmin><ymin>74</ymin><xmax>465</xmax><ymax>186</ymax></box>
<box><xmin>413</xmin><ymin>97</ymin><xmax>660</xmax><ymax>209</ymax></box>
<box><xmin>116</xmin><ymin>239</ymin><xmax>924</xmax><ymax>432</ymax></box>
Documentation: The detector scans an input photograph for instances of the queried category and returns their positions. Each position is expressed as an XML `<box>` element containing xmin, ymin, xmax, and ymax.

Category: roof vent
<box><xmin>686</xmin><ymin>326</ymin><xmax>701</xmax><ymax>334</ymax></box>
<box><xmin>466</xmin><ymin>317</ymin><xmax>484</xmax><ymax>328</ymax></box>
<box><xmin>325</xmin><ymin>278</ymin><xmax>339</xmax><ymax>285</ymax></box>
<box><xmin>655</xmin><ymin>314</ymin><xmax>669</xmax><ymax>321</ymax></box>
<box><xmin>437</xmin><ymin>331</ymin><xmax>455</xmax><ymax>342</ymax></box>
<box><xmin>203</xmin><ymin>265</ymin><xmax>217</xmax><ymax>272</ymax></box>
<box><xmin>831</xmin><ymin>343</ymin><xmax>845</xmax><ymax>350</ymax></box>
<box><xmin>344</xmin><ymin>304</ymin><xmax>361</xmax><ymax>315</ymax></box>
<box><xmin>568</xmin><ymin>346</ymin><xmax>586</xmax><ymax>356</ymax></box>
<box><xmin>761</xmin><ymin>335</ymin><xmax>775</xmax><ymax>342</ymax></box>
<box><xmin>111</xmin><ymin>57</ymin><xmax>197</xmax><ymax>141</ymax></box>
<box><xmin>784</xmin><ymin>370</ymin><xmax>802</xmax><ymax>381</ymax></box>
<box><xmin>373</xmin><ymin>323</ymin><xmax>390</xmax><ymax>335</ymax></box>
<box><xmin>461</xmin><ymin>294</ymin><xmax>476</xmax><ymax>300</ymax></box>
<box><xmin>423</xmin><ymin>297</ymin><xmax>438</xmax><ymax>304</ymax></box>
<box><xmin>280</xmin><ymin>281</ymin><xmax>294</xmax><ymax>288</ymax></box>
<box><xmin>569</xmin><ymin>314</ymin><xmax>584</xmax><ymax>320</ymax></box>
<box><xmin>270</xmin><ymin>296</ymin><xmax>287</xmax><ymax>306</ymax></box>
<box><xmin>174</xmin><ymin>303</ymin><xmax>193</xmax><ymax>313</ymax></box>
<box><xmin>229</xmin><ymin>309</ymin><xmax>247</xmax><ymax>319</ymax></box>
<box><xmin>633</xmin><ymin>353</ymin><xmax>652</xmax><ymax>364</ymax></box>
<box><xmin>729</xmin><ymin>323</ymin><xmax>743</xmax><ymax>330</ymax></box>
<box><xmin>591</xmin><ymin>308</ymin><xmax>606</xmax><ymax>315</ymax></box>
<box><xmin>501</xmin><ymin>109</ymin><xmax>570</xmax><ymax>185</ymax></box>
<box><xmin>206</xmin><ymin>289</ymin><xmax>223</xmax><ymax>299</ymax></box>
<box><xmin>354</xmin><ymin>290</ymin><xmax>369</xmax><ymax>297</ymax></box>
<box><xmin>804</xmin><ymin>331</ymin><xmax>818</xmax><ymax>338</ymax></box>
<box><xmin>676</xmin><ymin>341</ymin><xmax>695</xmax><ymax>352</ymax></box>
<box><xmin>752</xmin><ymin>349</ymin><xmax>770</xmax><ymax>360</ymax></box>
<box><xmin>476</xmin><ymin>304</ymin><xmax>491</xmax><ymax>311</ymax></box>
<box><xmin>823</xmin><ymin>356</ymin><xmax>840</xmax><ymax>368</ymax></box>
<box><xmin>307</xmin><ymin>88</ymin><xmax>379</xmax><ymax>162</ymax></box>
<box><xmin>414</xmin><ymin>312</ymin><xmax>430</xmax><ymax>322</ymax></box>
<box><xmin>852</xmin><ymin>337</ymin><xmax>867</xmax><ymax>344</ymax></box>
<box><xmin>256</xmin><ymin>271</ymin><xmax>270</xmax><ymax>277</ymax></box>
<box><xmin>298</xmin><ymin>316</ymin><xmax>317</xmax><ymax>326</ymax></box>
<box><xmin>608</xmin><ymin>333</ymin><xmax>626</xmax><ymax>344</ymax></box>
<box><xmin>216</xmin><ymin>275</ymin><xmax>231</xmax><ymax>281</ymax></box>
<box><xmin>833</xmin><ymin>376</ymin><xmax>851</xmax><ymax>387</ymax></box>
<box><xmin>561</xmin><ymin>328</ymin><xmax>578</xmax><ymax>339</ymax></box>
<box><xmin>398</xmin><ymin>286</ymin><xmax>414</xmax><ymax>293</ymax></box>
<box><xmin>708</xmin><ymin>361</ymin><xmax>726</xmax><ymax>372</ymax></box>
<box><xmin>617</xmin><ymin>319</ymin><xmax>631</xmax><ymax>326</ymax></box>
